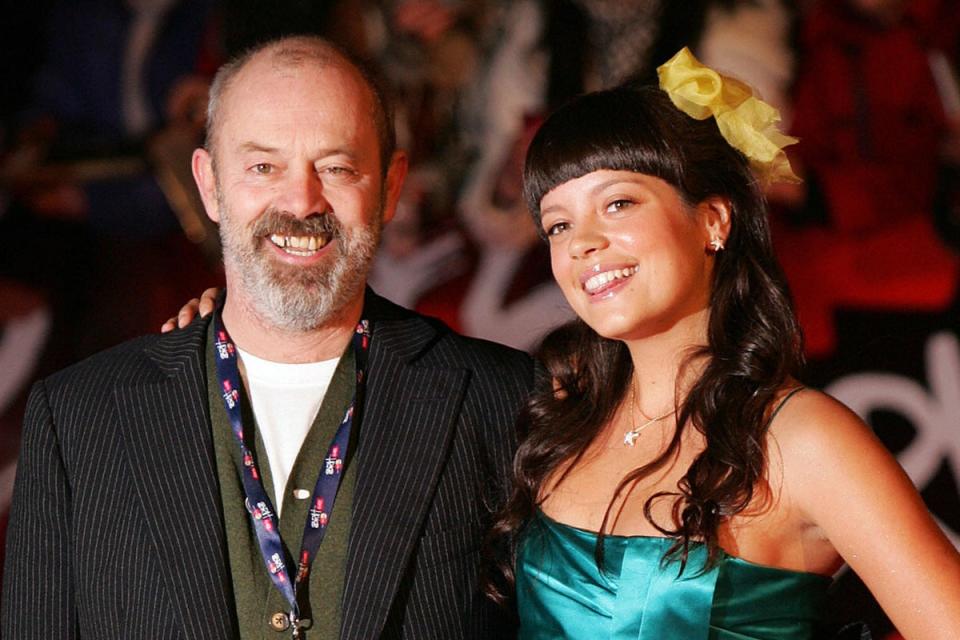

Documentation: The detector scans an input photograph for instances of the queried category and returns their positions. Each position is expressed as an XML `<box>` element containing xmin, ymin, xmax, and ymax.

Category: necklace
<box><xmin>623</xmin><ymin>381</ymin><xmax>676</xmax><ymax>446</ymax></box>
<box><xmin>623</xmin><ymin>410</ymin><xmax>676</xmax><ymax>446</ymax></box>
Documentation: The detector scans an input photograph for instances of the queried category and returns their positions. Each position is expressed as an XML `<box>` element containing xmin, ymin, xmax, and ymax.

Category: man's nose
<box><xmin>280</xmin><ymin>167</ymin><xmax>329</xmax><ymax>217</ymax></box>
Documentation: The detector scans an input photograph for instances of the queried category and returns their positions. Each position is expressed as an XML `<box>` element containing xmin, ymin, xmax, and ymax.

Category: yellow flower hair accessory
<box><xmin>657</xmin><ymin>47</ymin><xmax>800</xmax><ymax>184</ymax></box>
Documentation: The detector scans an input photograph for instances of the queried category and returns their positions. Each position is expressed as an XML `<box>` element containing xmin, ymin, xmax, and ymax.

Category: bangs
<box><xmin>523</xmin><ymin>86</ymin><xmax>688</xmax><ymax>224</ymax></box>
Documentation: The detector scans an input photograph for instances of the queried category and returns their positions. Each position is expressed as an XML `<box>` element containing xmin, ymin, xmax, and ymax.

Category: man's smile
<box><xmin>268</xmin><ymin>233</ymin><xmax>332</xmax><ymax>256</ymax></box>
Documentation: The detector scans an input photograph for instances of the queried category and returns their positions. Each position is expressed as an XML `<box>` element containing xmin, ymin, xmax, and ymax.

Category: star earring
<box><xmin>709</xmin><ymin>238</ymin><xmax>725</xmax><ymax>252</ymax></box>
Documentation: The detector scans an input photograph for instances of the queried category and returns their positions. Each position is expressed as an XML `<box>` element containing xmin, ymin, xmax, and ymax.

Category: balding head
<box><xmin>205</xmin><ymin>35</ymin><xmax>396</xmax><ymax>174</ymax></box>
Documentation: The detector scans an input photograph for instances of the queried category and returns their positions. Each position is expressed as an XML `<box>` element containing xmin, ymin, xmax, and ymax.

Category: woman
<box><xmin>485</xmin><ymin>49</ymin><xmax>960</xmax><ymax>638</ymax></box>
<box><xmin>168</xmin><ymin>49</ymin><xmax>960</xmax><ymax>639</ymax></box>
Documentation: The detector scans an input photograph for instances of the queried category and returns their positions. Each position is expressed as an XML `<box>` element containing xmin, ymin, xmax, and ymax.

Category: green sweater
<box><xmin>206</xmin><ymin>326</ymin><xmax>357</xmax><ymax>639</ymax></box>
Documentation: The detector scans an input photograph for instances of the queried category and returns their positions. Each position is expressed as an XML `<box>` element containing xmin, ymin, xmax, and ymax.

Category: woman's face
<box><xmin>539</xmin><ymin>169</ymin><xmax>723</xmax><ymax>342</ymax></box>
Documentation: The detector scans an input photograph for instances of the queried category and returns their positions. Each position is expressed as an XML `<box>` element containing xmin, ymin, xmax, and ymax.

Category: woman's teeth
<box><xmin>584</xmin><ymin>266</ymin><xmax>637</xmax><ymax>293</ymax></box>
<box><xmin>269</xmin><ymin>234</ymin><xmax>329</xmax><ymax>255</ymax></box>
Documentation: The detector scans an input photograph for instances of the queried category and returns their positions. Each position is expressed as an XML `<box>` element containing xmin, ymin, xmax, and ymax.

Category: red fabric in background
<box><xmin>792</xmin><ymin>1</ymin><xmax>947</xmax><ymax>231</ymax></box>
<box><xmin>783</xmin><ymin>0</ymin><xmax>960</xmax><ymax>357</ymax></box>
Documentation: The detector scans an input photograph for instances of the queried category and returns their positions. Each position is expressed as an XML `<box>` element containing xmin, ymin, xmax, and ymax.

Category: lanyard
<box><xmin>213</xmin><ymin>312</ymin><xmax>371</xmax><ymax>638</ymax></box>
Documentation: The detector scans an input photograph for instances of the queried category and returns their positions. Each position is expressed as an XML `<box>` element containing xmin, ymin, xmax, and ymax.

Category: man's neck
<box><xmin>221</xmin><ymin>292</ymin><xmax>363</xmax><ymax>364</ymax></box>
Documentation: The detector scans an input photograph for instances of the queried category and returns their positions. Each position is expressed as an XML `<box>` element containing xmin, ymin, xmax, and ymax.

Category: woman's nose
<box><xmin>568</xmin><ymin>220</ymin><xmax>608</xmax><ymax>258</ymax></box>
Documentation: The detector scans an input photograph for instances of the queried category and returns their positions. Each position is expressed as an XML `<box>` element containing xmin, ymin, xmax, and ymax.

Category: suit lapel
<box><xmin>116</xmin><ymin>319</ymin><xmax>235</xmax><ymax>640</ymax></box>
<box><xmin>341</xmin><ymin>292</ymin><xmax>469</xmax><ymax>638</ymax></box>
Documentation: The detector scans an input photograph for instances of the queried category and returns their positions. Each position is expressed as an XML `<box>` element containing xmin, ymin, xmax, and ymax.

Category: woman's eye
<box><xmin>546</xmin><ymin>222</ymin><xmax>569</xmax><ymax>237</ymax></box>
<box><xmin>606</xmin><ymin>199</ymin><xmax>634</xmax><ymax>213</ymax></box>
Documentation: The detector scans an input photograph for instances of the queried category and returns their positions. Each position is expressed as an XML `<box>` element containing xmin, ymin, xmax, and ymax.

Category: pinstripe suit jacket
<box><xmin>2</xmin><ymin>290</ymin><xmax>534</xmax><ymax>639</ymax></box>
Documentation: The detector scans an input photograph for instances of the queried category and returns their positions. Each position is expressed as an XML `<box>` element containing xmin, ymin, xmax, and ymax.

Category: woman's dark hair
<box><xmin>485</xmin><ymin>84</ymin><xmax>803</xmax><ymax>603</ymax></box>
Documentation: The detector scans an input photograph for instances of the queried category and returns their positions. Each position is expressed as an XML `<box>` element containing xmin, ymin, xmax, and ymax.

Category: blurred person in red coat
<box><xmin>779</xmin><ymin>0</ymin><xmax>960</xmax><ymax>357</ymax></box>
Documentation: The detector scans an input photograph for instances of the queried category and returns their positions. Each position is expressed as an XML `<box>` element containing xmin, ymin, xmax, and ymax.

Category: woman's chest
<box><xmin>539</xmin><ymin>432</ymin><xmax>700</xmax><ymax>536</ymax></box>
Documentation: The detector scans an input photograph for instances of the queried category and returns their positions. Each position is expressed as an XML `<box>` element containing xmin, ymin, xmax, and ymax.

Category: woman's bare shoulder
<box><xmin>766</xmin><ymin>385</ymin><xmax>877</xmax><ymax>462</ymax></box>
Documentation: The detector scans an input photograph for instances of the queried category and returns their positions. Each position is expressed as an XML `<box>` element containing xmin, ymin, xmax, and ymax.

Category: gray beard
<box><xmin>217</xmin><ymin>196</ymin><xmax>382</xmax><ymax>332</ymax></box>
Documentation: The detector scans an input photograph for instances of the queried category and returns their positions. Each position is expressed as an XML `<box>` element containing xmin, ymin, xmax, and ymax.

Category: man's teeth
<box><xmin>269</xmin><ymin>234</ymin><xmax>328</xmax><ymax>255</ymax></box>
<box><xmin>584</xmin><ymin>266</ymin><xmax>638</xmax><ymax>293</ymax></box>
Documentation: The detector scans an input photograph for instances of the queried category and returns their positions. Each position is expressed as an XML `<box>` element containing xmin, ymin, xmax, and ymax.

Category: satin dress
<box><xmin>517</xmin><ymin>510</ymin><xmax>831</xmax><ymax>639</ymax></box>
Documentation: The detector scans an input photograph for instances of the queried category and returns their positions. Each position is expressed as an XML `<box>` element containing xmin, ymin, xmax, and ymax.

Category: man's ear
<box><xmin>380</xmin><ymin>150</ymin><xmax>409</xmax><ymax>225</ymax></box>
<box><xmin>698</xmin><ymin>195</ymin><xmax>732</xmax><ymax>249</ymax></box>
<box><xmin>192</xmin><ymin>147</ymin><xmax>220</xmax><ymax>223</ymax></box>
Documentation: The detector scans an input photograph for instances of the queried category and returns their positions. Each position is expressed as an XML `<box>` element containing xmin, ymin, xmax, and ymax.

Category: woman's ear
<box><xmin>698</xmin><ymin>196</ymin><xmax>732</xmax><ymax>253</ymax></box>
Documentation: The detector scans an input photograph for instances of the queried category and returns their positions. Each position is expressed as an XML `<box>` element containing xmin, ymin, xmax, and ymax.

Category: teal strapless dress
<box><xmin>517</xmin><ymin>510</ymin><xmax>832</xmax><ymax>640</ymax></box>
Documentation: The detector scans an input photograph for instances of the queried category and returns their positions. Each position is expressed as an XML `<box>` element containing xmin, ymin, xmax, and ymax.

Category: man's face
<box><xmin>193</xmin><ymin>52</ymin><xmax>405</xmax><ymax>330</ymax></box>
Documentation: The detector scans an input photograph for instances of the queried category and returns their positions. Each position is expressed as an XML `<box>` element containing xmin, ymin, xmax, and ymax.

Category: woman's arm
<box><xmin>159</xmin><ymin>287</ymin><xmax>220</xmax><ymax>332</ymax></box>
<box><xmin>777</xmin><ymin>391</ymin><xmax>960</xmax><ymax>639</ymax></box>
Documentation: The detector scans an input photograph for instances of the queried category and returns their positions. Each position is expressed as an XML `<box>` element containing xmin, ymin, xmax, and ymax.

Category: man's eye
<box><xmin>252</xmin><ymin>163</ymin><xmax>273</xmax><ymax>175</ymax></box>
<box><xmin>324</xmin><ymin>166</ymin><xmax>356</xmax><ymax>177</ymax></box>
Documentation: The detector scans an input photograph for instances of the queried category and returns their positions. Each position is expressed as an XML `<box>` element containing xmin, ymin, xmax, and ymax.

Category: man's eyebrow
<box><xmin>314</xmin><ymin>147</ymin><xmax>359</xmax><ymax>161</ymax></box>
<box><xmin>235</xmin><ymin>142</ymin><xmax>359</xmax><ymax>160</ymax></box>
<box><xmin>237</xmin><ymin>142</ymin><xmax>279</xmax><ymax>154</ymax></box>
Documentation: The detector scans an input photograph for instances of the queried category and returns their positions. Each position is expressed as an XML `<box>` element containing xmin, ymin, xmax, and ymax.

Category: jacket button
<box><xmin>269</xmin><ymin>611</ymin><xmax>290</xmax><ymax>631</ymax></box>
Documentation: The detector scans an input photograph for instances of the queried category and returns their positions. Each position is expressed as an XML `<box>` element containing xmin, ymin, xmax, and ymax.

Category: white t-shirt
<box><xmin>237</xmin><ymin>348</ymin><xmax>340</xmax><ymax>515</ymax></box>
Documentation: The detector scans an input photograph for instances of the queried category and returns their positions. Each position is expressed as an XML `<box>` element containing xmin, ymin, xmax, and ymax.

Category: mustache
<box><xmin>250</xmin><ymin>209</ymin><xmax>342</xmax><ymax>238</ymax></box>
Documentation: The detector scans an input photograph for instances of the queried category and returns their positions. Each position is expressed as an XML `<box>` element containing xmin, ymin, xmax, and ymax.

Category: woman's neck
<box><xmin>621</xmin><ymin>307</ymin><xmax>710</xmax><ymax>416</ymax></box>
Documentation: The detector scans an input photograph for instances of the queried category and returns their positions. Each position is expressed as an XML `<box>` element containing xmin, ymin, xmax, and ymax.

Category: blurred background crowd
<box><xmin>1</xmin><ymin>0</ymin><xmax>959</xmax><ymax>637</ymax></box>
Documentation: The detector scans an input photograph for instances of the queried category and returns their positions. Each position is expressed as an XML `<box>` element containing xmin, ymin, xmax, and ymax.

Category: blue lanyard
<box><xmin>213</xmin><ymin>312</ymin><xmax>371</xmax><ymax>637</ymax></box>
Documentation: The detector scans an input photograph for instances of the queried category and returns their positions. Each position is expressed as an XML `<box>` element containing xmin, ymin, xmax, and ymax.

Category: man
<box><xmin>2</xmin><ymin>36</ymin><xmax>534</xmax><ymax>639</ymax></box>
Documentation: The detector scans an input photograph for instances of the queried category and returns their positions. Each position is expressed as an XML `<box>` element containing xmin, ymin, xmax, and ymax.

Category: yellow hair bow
<box><xmin>657</xmin><ymin>47</ymin><xmax>800</xmax><ymax>184</ymax></box>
